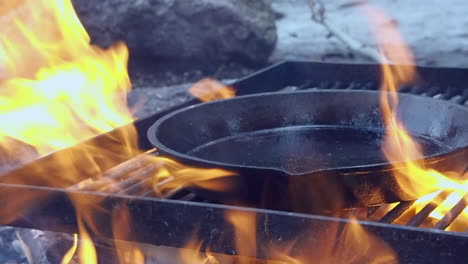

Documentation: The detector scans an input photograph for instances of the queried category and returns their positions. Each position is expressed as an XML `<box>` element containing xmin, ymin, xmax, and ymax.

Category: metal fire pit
<box><xmin>1</xmin><ymin>61</ymin><xmax>468</xmax><ymax>263</ymax></box>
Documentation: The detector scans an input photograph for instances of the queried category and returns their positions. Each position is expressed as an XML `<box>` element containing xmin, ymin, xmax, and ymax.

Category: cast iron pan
<box><xmin>148</xmin><ymin>90</ymin><xmax>468</xmax><ymax>213</ymax></box>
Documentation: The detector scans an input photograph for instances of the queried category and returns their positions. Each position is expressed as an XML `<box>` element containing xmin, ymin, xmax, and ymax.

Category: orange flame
<box><xmin>4</xmin><ymin>0</ymin><xmax>467</xmax><ymax>262</ymax></box>
<box><xmin>179</xmin><ymin>237</ymin><xmax>220</xmax><ymax>264</ymax></box>
<box><xmin>271</xmin><ymin>220</ymin><xmax>397</xmax><ymax>264</ymax></box>
<box><xmin>189</xmin><ymin>78</ymin><xmax>236</xmax><ymax>102</ymax></box>
<box><xmin>223</xmin><ymin>210</ymin><xmax>396</xmax><ymax>264</ymax></box>
<box><xmin>149</xmin><ymin>156</ymin><xmax>236</xmax><ymax>195</ymax></box>
<box><xmin>361</xmin><ymin>5</ymin><xmax>468</xmax><ymax>231</ymax></box>
<box><xmin>0</xmin><ymin>2</ymin><xmax>238</xmax><ymax>263</ymax></box>
<box><xmin>112</xmin><ymin>203</ymin><xmax>145</xmax><ymax>264</ymax></box>
<box><xmin>225</xmin><ymin>210</ymin><xmax>257</xmax><ymax>263</ymax></box>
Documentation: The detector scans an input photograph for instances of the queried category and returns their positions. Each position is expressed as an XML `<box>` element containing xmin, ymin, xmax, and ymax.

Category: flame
<box><xmin>189</xmin><ymin>78</ymin><xmax>236</xmax><ymax>102</ymax></box>
<box><xmin>270</xmin><ymin>220</ymin><xmax>397</xmax><ymax>264</ymax></box>
<box><xmin>149</xmin><ymin>156</ymin><xmax>236</xmax><ymax>195</ymax></box>
<box><xmin>225</xmin><ymin>210</ymin><xmax>257</xmax><ymax>263</ymax></box>
<box><xmin>112</xmin><ymin>203</ymin><xmax>145</xmax><ymax>264</ymax></box>
<box><xmin>223</xmin><ymin>210</ymin><xmax>396</xmax><ymax>264</ymax></box>
<box><xmin>367</xmin><ymin>4</ymin><xmax>468</xmax><ymax>196</ymax></box>
<box><xmin>2</xmin><ymin>0</ymin><xmax>466</xmax><ymax>262</ymax></box>
<box><xmin>361</xmin><ymin>5</ymin><xmax>468</xmax><ymax>231</ymax></box>
<box><xmin>61</xmin><ymin>233</ymin><xmax>78</xmax><ymax>264</ymax></box>
<box><xmin>179</xmin><ymin>237</ymin><xmax>220</xmax><ymax>264</ymax></box>
<box><xmin>77</xmin><ymin>218</ymin><xmax>97</xmax><ymax>264</ymax></box>
<box><xmin>0</xmin><ymin>0</ymin><xmax>133</xmax><ymax>159</ymax></box>
<box><xmin>0</xmin><ymin>2</ymin><xmax>238</xmax><ymax>263</ymax></box>
<box><xmin>393</xmin><ymin>189</ymin><xmax>468</xmax><ymax>231</ymax></box>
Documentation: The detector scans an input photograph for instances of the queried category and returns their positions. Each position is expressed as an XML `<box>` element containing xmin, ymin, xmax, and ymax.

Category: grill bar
<box><xmin>70</xmin><ymin>149</ymin><xmax>468</xmax><ymax>233</ymax></box>
<box><xmin>434</xmin><ymin>195</ymin><xmax>468</xmax><ymax>230</ymax></box>
<box><xmin>406</xmin><ymin>191</ymin><xmax>452</xmax><ymax>227</ymax></box>
<box><xmin>297</xmin><ymin>80</ymin><xmax>468</xmax><ymax>105</ymax></box>
<box><xmin>373</xmin><ymin>190</ymin><xmax>468</xmax><ymax>232</ymax></box>
<box><xmin>379</xmin><ymin>200</ymin><xmax>415</xmax><ymax>224</ymax></box>
<box><xmin>68</xmin><ymin>149</ymin><xmax>157</xmax><ymax>191</ymax></box>
<box><xmin>67</xmin><ymin>149</ymin><xmax>204</xmax><ymax>201</ymax></box>
<box><xmin>67</xmin><ymin>143</ymin><xmax>468</xmax><ymax>233</ymax></box>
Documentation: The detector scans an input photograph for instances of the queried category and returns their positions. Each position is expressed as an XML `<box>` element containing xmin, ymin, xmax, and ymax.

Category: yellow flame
<box><xmin>360</xmin><ymin>4</ymin><xmax>468</xmax><ymax>231</ymax></box>
<box><xmin>77</xmin><ymin>219</ymin><xmax>97</xmax><ymax>264</ymax></box>
<box><xmin>0</xmin><ymin>0</ymin><xmax>133</xmax><ymax>158</ymax></box>
<box><xmin>5</xmin><ymin>0</ymin><xmax>466</xmax><ymax>263</ymax></box>
<box><xmin>61</xmin><ymin>233</ymin><xmax>78</xmax><ymax>264</ymax></box>
<box><xmin>0</xmin><ymin>0</ymin><xmax>139</xmax><ymax>262</ymax></box>
<box><xmin>396</xmin><ymin>189</ymin><xmax>468</xmax><ymax>231</ymax></box>
<box><xmin>0</xmin><ymin>0</ymin><xmax>239</xmax><ymax>263</ymax></box>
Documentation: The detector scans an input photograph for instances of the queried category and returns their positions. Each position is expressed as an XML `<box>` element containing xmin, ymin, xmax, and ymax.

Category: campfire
<box><xmin>1</xmin><ymin>0</ymin><xmax>468</xmax><ymax>263</ymax></box>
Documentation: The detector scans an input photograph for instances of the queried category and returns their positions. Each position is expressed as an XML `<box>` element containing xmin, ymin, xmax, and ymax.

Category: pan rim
<box><xmin>147</xmin><ymin>89</ymin><xmax>468</xmax><ymax>175</ymax></box>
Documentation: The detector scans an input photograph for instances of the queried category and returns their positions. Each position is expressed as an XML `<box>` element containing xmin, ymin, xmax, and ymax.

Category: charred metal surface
<box><xmin>3</xmin><ymin>186</ymin><xmax>468</xmax><ymax>264</ymax></box>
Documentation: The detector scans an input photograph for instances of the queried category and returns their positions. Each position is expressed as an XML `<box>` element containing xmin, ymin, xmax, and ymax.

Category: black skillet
<box><xmin>148</xmin><ymin>90</ymin><xmax>468</xmax><ymax>213</ymax></box>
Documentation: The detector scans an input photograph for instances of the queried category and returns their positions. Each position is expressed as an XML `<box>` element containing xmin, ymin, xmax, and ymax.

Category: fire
<box><xmin>225</xmin><ymin>210</ymin><xmax>257</xmax><ymax>263</ymax></box>
<box><xmin>189</xmin><ymin>78</ymin><xmax>236</xmax><ymax>102</ymax></box>
<box><xmin>224</xmin><ymin>211</ymin><xmax>396</xmax><ymax>264</ymax></box>
<box><xmin>78</xmin><ymin>221</ymin><xmax>98</xmax><ymax>264</ymax></box>
<box><xmin>362</xmin><ymin>5</ymin><xmax>468</xmax><ymax>231</ymax></box>
<box><xmin>179</xmin><ymin>237</ymin><xmax>220</xmax><ymax>264</ymax></box>
<box><xmin>0</xmin><ymin>0</ymin><xmax>145</xmax><ymax>259</ymax></box>
<box><xmin>149</xmin><ymin>157</ymin><xmax>236</xmax><ymax>194</ymax></box>
<box><xmin>112</xmin><ymin>203</ymin><xmax>145</xmax><ymax>264</ymax></box>
<box><xmin>0</xmin><ymin>0</ymin><xmax>466</xmax><ymax>262</ymax></box>
<box><xmin>0</xmin><ymin>1</ymin><xmax>238</xmax><ymax>262</ymax></box>
<box><xmin>62</xmin><ymin>234</ymin><xmax>78</xmax><ymax>264</ymax></box>
<box><xmin>0</xmin><ymin>0</ymin><xmax>133</xmax><ymax>158</ymax></box>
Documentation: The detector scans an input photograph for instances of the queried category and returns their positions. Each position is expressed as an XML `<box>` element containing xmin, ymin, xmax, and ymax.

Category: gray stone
<box><xmin>72</xmin><ymin>0</ymin><xmax>277</xmax><ymax>72</ymax></box>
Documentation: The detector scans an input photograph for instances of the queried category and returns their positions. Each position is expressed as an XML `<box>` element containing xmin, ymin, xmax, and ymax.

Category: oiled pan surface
<box><xmin>150</xmin><ymin>90</ymin><xmax>468</xmax><ymax>173</ymax></box>
<box><xmin>148</xmin><ymin>90</ymin><xmax>468</xmax><ymax>209</ymax></box>
<box><xmin>187</xmin><ymin>126</ymin><xmax>450</xmax><ymax>174</ymax></box>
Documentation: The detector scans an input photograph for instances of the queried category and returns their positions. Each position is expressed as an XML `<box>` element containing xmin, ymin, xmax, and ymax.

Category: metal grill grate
<box><xmin>68</xmin><ymin>140</ymin><xmax>468</xmax><ymax>235</ymax></box>
<box><xmin>68</xmin><ymin>149</ymin><xmax>212</xmax><ymax>202</ymax></box>
<box><xmin>284</xmin><ymin>80</ymin><xmax>468</xmax><ymax>106</ymax></box>
<box><xmin>346</xmin><ymin>192</ymin><xmax>468</xmax><ymax>232</ymax></box>
<box><xmin>64</xmin><ymin>70</ymin><xmax>468</xmax><ymax>235</ymax></box>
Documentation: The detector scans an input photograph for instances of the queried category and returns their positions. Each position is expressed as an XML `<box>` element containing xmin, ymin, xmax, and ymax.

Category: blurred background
<box><xmin>68</xmin><ymin>0</ymin><xmax>468</xmax><ymax>116</ymax></box>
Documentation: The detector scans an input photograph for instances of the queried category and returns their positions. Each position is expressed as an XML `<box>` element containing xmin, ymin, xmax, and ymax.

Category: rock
<box><xmin>72</xmin><ymin>0</ymin><xmax>277</xmax><ymax>73</ymax></box>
